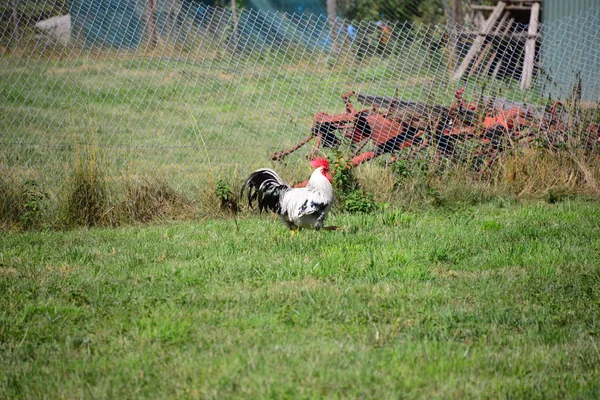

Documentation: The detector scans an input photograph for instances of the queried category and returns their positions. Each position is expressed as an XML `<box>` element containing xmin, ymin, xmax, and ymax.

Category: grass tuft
<box><xmin>0</xmin><ymin>173</ymin><xmax>23</xmax><ymax>230</ymax></box>
<box><xmin>347</xmin><ymin>147</ymin><xmax>599</xmax><ymax>211</ymax></box>
<box><xmin>63</xmin><ymin>144</ymin><xmax>108</xmax><ymax>227</ymax></box>
<box><xmin>122</xmin><ymin>180</ymin><xmax>198</xmax><ymax>223</ymax></box>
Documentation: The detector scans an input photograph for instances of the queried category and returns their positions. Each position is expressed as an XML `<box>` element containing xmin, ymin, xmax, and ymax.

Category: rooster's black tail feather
<box><xmin>241</xmin><ymin>168</ymin><xmax>289</xmax><ymax>214</ymax></box>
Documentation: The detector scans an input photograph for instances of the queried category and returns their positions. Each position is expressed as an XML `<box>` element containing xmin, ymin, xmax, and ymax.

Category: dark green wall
<box><xmin>541</xmin><ymin>0</ymin><xmax>600</xmax><ymax>101</ymax></box>
<box><xmin>543</xmin><ymin>0</ymin><xmax>600</xmax><ymax>23</ymax></box>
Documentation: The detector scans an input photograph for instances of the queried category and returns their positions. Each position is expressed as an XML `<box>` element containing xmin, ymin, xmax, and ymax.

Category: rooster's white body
<box><xmin>241</xmin><ymin>159</ymin><xmax>334</xmax><ymax>230</ymax></box>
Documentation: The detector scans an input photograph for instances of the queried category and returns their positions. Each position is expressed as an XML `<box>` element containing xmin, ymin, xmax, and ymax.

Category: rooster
<box><xmin>241</xmin><ymin>158</ymin><xmax>334</xmax><ymax>231</ymax></box>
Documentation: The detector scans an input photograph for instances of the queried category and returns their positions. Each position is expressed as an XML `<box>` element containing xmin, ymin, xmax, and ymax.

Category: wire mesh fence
<box><xmin>1</xmin><ymin>1</ymin><xmax>599</xmax><ymax>204</ymax></box>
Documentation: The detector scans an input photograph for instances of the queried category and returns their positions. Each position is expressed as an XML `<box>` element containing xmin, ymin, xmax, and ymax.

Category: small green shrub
<box><xmin>426</xmin><ymin>184</ymin><xmax>444</xmax><ymax>207</ymax></box>
<box><xmin>390</xmin><ymin>159</ymin><xmax>410</xmax><ymax>188</ymax></box>
<box><xmin>215</xmin><ymin>179</ymin><xmax>239</xmax><ymax>213</ymax></box>
<box><xmin>331</xmin><ymin>152</ymin><xmax>381</xmax><ymax>214</ymax></box>
<box><xmin>343</xmin><ymin>189</ymin><xmax>379</xmax><ymax>214</ymax></box>
<box><xmin>331</xmin><ymin>153</ymin><xmax>359</xmax><ymax>194</ymax></box>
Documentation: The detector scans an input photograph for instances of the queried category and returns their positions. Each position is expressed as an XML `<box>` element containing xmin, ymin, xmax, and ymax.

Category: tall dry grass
<box><xmin>63</xmin><ymin>144</ymin><xmax>108</xmax><ymax>227</ymax></box>
<box><xmin>352</xmin><ymin>147</ymin><xmax>600</xmax><ymax>209</ymax></box>
<box><xmin>0</xmin><ymin>172</ymin><xmax>27</xmax><ymax>230</ymax></box>
<box><xmin>500</xmin><ymin>148</ymin><xmax>599</xmax><ymax>198</ymax></box>
<box><xmin>2</xmin><ymin>145</ymin><xmax>599</xmax><ymax>231</ymax></box>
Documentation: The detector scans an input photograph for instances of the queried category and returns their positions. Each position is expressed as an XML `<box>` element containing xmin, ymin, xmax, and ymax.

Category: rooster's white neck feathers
<box><xmin>307</xmin><ymin>167</ymin><xmax>333</xmax><ymax>199</ymax></box>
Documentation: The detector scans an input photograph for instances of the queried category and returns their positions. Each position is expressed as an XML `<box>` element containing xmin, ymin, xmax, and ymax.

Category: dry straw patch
<box><xmin>501</xmin><ymin>148</ymin><xmax>600</xmax><ymax>197</ymax></box>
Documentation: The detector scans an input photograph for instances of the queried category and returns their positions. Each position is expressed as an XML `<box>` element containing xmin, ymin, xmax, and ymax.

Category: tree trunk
<box><xmin>10</xmin><ymin>0</ymin><xmax>21</xmax><ymax>48</ymax></box>
<box><xmin>231</xmin><ymin>0</ymin><xmax>239</xmax><ymax>52</ymax></box>
<box><xmin>144</xmin><ymin>0</ymin><xmax>159</xmax><ymax>48</ymax></box>
<box><xmin>327</xmin><ymin>0</ymin><xmax>340</xmax><ymax>54</ymax></box>
<box><xmin>451</xmin><ymin>0</ymin><xmax>464</xmax><ymax>27</ymax></box>
<box><xmin>447</xmin><ymin>0</ymin><xmax>465</xmax><ymax>73</ymax></box>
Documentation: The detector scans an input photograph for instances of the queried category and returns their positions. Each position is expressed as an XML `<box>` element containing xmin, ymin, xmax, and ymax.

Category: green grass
<box><xmin>0</xmin><ymin>55</ymin><xmax>393</xmax><ymax>198</ymax></box>
<box><xmin>0</xmin><ymin>37</ymin><xmax>557</xmax><ymax>193</ymax></box>
<box><xmin>2</xmin><ymin>200</ymin><xmax>600</xmax><ymax>398</ymax></box>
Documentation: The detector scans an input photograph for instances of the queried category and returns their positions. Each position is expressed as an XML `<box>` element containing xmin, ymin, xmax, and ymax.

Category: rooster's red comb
<box><xmin>310</xmin><ymin>157</ymin><xmax>330</xmax><ymax>170</ymax></box>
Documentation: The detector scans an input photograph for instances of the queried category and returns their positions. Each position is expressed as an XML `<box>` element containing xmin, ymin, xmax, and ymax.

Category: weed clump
<box><xmin>19</xmin><ymin>180</ymin><xmax>50</xmax><ymax>229</ymax></box>
<box><xmin>0</xmin><ymin>174</ymin><xmax>49</xmax><ymax>230</ymax></box>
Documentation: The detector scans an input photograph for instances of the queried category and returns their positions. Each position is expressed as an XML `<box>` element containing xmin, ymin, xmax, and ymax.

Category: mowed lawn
<box><xmin>1</xmin><ymin>200</ymin><xmax>600</xmax><ymax>398</ymax></box>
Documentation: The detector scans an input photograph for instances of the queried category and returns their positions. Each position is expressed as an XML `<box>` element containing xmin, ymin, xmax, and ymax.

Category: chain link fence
<box><xmin>1</xmin><ymin>1</ymin><xmax>599</xmax><ymax>205</ymax></box>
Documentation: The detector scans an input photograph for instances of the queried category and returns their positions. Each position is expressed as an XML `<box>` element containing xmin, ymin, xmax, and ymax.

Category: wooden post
<box><xmin>481</xmin><ymin>13</ymin><xmax>511</xmax><ymax>76</ymax></box>
<box><xmin>489</xmin><ymin>17</ymin><xmax>515</xmax><ymax>79</ymax></box>
<box><xmin>490</xmin><ymin>18</ymin><xmax>514</xmax><ymax>79</ymax></box>
<box><xmin>520</xmin><ymin>2</ymin><xmax>541</xmax><ymax>89</ymax></box>
<box><xmin>476</xmin><ymin>12</ymin><xmax>485</xmax><ymax>28</ymax></box>
<box><xmin>452</xmin><ymin>1</ymin><xmax>506</xmax><ymax>81</ymax></box>
<box><xmin>469</xmin><ymin>11</ymin><xmax>510</xmax><ymax>77</ymax></box>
